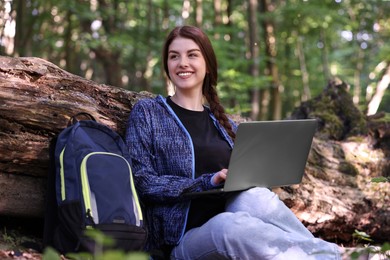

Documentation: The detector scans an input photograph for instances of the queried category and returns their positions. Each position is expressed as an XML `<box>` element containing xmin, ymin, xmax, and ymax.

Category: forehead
<box><xmin>169</xmin><ymin>37</ymin><xmax>201</xmax><ymax>52</ymax></box>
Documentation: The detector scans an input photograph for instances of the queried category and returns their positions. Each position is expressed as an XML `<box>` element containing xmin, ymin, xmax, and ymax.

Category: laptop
<box><xmin>184</xmin><ymin>119</ymin><xmax>318</xmax><ymax>197</ymax></box>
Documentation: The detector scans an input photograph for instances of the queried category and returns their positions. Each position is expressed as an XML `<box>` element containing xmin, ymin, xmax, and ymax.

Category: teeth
<box><xmin>178</xmin><ymin>72</ymin><xmax>192</xmax><ymax>76</ymax></box>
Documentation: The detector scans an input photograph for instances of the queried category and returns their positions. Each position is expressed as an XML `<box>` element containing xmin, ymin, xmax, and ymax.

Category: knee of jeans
<box><xmin>249</xmin><ymin>187</ymin><xmax>275</xmax><ymax>197</ymax></box>
<box><xmin>229</xmin><ymin>187</ymin><xmax>277</xmax><ymax>206</ymax></box>
<box><xmin>213</xmin><ymin>212</ymin><xmax>253</xmax><ymax>243</ymax></box>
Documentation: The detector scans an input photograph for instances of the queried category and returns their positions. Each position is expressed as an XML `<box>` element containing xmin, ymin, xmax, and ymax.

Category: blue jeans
<box><xmin>171</xmin><ymin>187</ymin><xmax>341</xmax><ymax>260</ymax></box>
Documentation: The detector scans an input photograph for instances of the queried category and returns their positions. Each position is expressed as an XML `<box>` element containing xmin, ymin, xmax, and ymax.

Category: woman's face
<box><xmin>167</xmin><ymin>37</ymin><xmax>207</xmax><ymax>93</ymax></box>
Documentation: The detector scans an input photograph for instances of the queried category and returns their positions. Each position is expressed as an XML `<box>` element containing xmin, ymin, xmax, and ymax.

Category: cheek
<box><xmin>201</xmin><ymin>61</ymin><xmax>208</xmax><ymax>73</ymax></box>
<box><xmin>201</xmin><ymin>63</ymin><xmax>208</xmax><ymax>75</ymax></box>
<box><xmin>167</xmin><ymin>62</ymin><xmax>176</xmax><ymax>75</ymax></box>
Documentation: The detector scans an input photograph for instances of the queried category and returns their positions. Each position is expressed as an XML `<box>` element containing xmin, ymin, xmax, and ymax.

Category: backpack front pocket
<box><xmin>80</xmin><ymin>152</ymin><xmax>143</xmax><ymax>226</ymax></box>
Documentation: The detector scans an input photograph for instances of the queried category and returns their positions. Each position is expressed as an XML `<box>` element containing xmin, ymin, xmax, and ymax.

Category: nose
<box><xmin>179</xmin><ymin>56</ymin><xmax>189</xmax><ymax>67</ymax></box>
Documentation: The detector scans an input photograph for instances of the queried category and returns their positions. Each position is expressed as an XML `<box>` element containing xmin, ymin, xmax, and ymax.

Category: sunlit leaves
<box><xmin>2</xmin><ymin>0</ymin><xmax>389</xmax><ymax>115</ymax></box>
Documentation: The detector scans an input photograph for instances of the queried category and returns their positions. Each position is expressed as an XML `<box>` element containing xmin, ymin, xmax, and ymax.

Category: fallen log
<box><xmin>0</xmin><ymin>56</ymin><xmax>389</xmax><ymax>246</ymax></box>
<box><xmin>284</xmin><ymin>79</ymin><xmax>390</xmax><ymax>244</ymax></box>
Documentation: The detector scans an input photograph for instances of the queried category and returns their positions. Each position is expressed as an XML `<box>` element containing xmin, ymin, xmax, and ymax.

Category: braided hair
<box><xmin>162</xmin><ymin>25</ymin><xmax>236</xmax><ymax>141</ymax></box>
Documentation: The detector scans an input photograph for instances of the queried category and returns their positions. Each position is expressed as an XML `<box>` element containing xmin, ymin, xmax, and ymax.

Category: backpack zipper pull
<box><xmin>86</xmin><ymin>209</ymin><xmax>96</xmax><ymax>227</ymax></box>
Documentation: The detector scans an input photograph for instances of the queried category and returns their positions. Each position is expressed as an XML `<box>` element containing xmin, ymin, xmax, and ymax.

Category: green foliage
<box><xmin>348</xmin><ymin>231</ymin><xmax>390</xmax><ymax>259</ymax></box>
<box><xmin>66</xmin><ymin>250</ymin><xmax>148</xmax><ymax>260</ymax></box>
<box><xmin>42</xmin><ymin>229</ymin><xmax>149</xmax><ymax>260</ymax></box>
<box><xmin>371</xmin><ymin>176</ymin><xmax>390</xmax><ymax>183</ymax></box>
<box><xmin>343</xmin><ymin>230</ymin><xmax>390</xmax><ymax>259</ymax></box>
<box><xmin>1</xmin><ymin>227</ymin><xmax>16</xmax><ymax>247</ymax></box>
<box><xmin>353</xmin><ymin>230</ymin><xmax>374</xmax><ymax>243</ymax></box>
<box><xmin>42</xmin><ymin>247</ymin><xmax>62</xmax><ymax>260</ymax></box>
<box><xmin>381</xmin><ymin>242</ymin><xmax>390</xmax><ymax>255</ymax></box>
<box><xmin>1</xmin><ymin>0</ymin><xmax>390</xmax><ymax>116</ymax></box>
<box><xmin>0</xmin><ymin>226</ymin><xmax>36</xmax><ymax>251</ymax></box>
<box><xmin>43</xmin><ymin>247</ymin><xmax>149</xmax><ymax>260</ymax></box>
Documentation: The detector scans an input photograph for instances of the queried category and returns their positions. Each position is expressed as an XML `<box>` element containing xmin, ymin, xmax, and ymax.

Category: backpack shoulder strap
<box><xmin>68</xmin><ymin>112</ymin><xmax>96</xmax><ymax>126</ymax></box>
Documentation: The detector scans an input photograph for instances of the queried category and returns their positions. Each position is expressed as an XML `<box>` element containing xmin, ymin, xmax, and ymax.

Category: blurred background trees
<box><xmin>1</xmin><ymin>0</ymin><xmax>389</xmax><ymax>120</ymax></box>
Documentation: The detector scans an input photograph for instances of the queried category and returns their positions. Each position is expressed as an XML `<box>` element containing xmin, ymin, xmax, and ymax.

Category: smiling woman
<box><xmin>0</xmin><ymin>54</ymin><xmax>388</xmax><ymax>260</ymax></box>
<box><xmin>162</xmin><ymin>25</ymin><xmax>235</xmax><ymax>139</ymax></box>
<box><xmin>125</xmin><ymin>25</ymin><xmax>344</xmax><ymax>260</ymax></box>
<box><xmin>167</xmin><ymin>37</ymin><xmax>207</xmax><ymax>111</ymax></box>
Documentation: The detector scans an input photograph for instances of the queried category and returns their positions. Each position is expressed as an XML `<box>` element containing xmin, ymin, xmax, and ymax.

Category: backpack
<box><xmin>43</xmin><ymin>113</ymin><xmax>147</xmax><ymax>255</ymax></box>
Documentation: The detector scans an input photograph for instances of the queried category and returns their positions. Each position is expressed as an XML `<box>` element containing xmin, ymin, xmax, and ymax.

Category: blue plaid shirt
<box><xmin>125</xmin><ymin>95</ymin><xmax>235</xmax><ymax>251</ymax></box>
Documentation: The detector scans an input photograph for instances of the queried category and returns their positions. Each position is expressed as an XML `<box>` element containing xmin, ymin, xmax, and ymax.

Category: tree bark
<box><xmin>297</xmin><ymin>35</ymin><xmax>311</xmax><ymax>102</ymax></box>
<box><xmin>286</xmin><ymin>78</ymin><xmax>390</xmax><ymax>244</ymax></box>
<box><xmin>213</xmin><ymin>0</ymin><xmax>222</xmax><ymax>26</ymax></box>
<box><xmin>248</xmin><ymin>0</ymin><xmax>260</xmax><ymax>121</ymax></box>
<box><xmin>195</xmin><ymin>0</ymin><xmax>203</xmax><ymax>27</ymax></box>
<box><xmin>367</xmin><ymin>63</ymin><xmax>390</xmax><ymax>116</ymax></box>
<box><xmin>260</xmin><ymin>0</ymin><xmax>282</xmax><ymax>120</ymax></box>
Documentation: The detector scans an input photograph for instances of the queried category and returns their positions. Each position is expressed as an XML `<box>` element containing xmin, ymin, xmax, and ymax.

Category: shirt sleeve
<box><xmin>125</xmin><ymin>100</ymin><xmax>216</xmax><ymax>204</ymax></box>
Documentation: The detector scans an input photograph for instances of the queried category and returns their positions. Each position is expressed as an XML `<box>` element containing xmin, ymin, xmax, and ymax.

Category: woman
<box><xmin>126</xmin><ymin>25</ymin><xmax>342</xmax><ymax>259</ymax></box>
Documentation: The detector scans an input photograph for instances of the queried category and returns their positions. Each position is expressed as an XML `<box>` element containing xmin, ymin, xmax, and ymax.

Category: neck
<box><xmin>171</xmin><ymin>91</ymin><xmax>204</xmax><ymax>111</ymax></box>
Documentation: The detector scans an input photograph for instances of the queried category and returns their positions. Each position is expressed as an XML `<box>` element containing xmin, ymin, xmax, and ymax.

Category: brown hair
<box><xmin>162</xmin><ymin>26</ymin><xmax>235</xmax><ymax>141</ymax></box>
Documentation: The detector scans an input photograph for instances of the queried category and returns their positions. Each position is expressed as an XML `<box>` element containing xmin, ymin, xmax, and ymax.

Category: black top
<box><xmin>166</xmin><ymin>97</ymin><xmax>232</xmax><ymax>231</ymax></box>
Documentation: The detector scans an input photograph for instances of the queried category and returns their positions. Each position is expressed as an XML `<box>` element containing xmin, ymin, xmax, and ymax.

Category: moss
<box><xmin>289</xmin><ymin>78</ymin><xmax>368</xmax><ymax>140</ymax></box>
<box><xmin>333</xmin><ymin>144</ymin><xmax>346</xmax><ymax>159</ymax></box>
<box><xmin>314</xmin><ymin>112</ymin><xmax>344</xmax><ymax>140</ymax></box>
<box><xmin>338</xmin><ymin>161</ymin><xmax>359</xmax><ymax>176</ymax></box>
<box><xmin>345</xmin><ymin>135</ymin><xmax>366</xmax><ymax>143</ymax></box>
<box><xmin>370</xmin><ymin>112</ymin><xmax>390</xmax><ymax>123</ymax></box>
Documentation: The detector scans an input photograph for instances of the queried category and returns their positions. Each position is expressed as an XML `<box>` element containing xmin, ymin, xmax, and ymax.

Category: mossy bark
<box><xmin>289</xmin><ymin>78</ymin><xmax>368</xmax><ymax>140</ymax></box>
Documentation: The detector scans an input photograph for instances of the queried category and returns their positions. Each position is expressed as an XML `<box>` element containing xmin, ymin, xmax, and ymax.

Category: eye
<box><xmin>169</xmin><ymin>53</ymin><xmax>178</xmax><ymax>60</ymax></box>
<box><xmin>189</xmin><ymin>52</ymin><xmax>199</xmax><ymax>58</ymax></box>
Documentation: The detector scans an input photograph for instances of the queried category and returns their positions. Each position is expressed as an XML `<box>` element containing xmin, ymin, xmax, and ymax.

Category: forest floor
<box><xmin>0</xmin><ymin>216</ymin><xmax>389</xmax><ymax>259</ymax></box>
<box><xmin>0</xmin><ymin>216</ymin><xmax>45</xmax><ymax>260</ymax></box>
<box><xmin>1</xmin><ymin>215</ymin><xmax>389</xmax><ymax>260</ymax></box>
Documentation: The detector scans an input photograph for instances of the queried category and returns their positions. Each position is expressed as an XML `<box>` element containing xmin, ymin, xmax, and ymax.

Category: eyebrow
<box><xmin>168</xmin><ymin>48</ymin><xmax>201</xmax><ymax>54</ymax></box>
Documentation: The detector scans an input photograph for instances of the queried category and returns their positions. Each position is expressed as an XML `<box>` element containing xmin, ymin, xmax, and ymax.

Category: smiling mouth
<box><xmin>177</xmin><ymin>72</ymin><xmax>193</xmax><ymax>77</ymax></box>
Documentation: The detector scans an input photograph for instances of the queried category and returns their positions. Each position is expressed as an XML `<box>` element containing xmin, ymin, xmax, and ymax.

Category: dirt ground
<box><xmin>0</xmin><ymin>216</ymin><xmax>45</xmax><ymax>260</ymax></box>
<box><xmin>1</xmin><ymin>215</ymin><xmax>389</xmax><ymax>260</ymax></box>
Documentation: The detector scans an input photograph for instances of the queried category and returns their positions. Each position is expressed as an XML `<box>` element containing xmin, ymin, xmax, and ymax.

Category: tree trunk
<box><xmin>367</xmin><ymin>63</ymin><xmax>390</xmax><ymax>116</ymax></box>
<box><xmin>353</xmin><ymin>47</ymin><xmax>364</xmax><ymax>105</ymax></box>
<box><xmin>320</xmin><ymin>28</ymin><xmax>331</xmax><ymax>82</ymax></box>
<box><xmin>181</xmin><ymin>0</ymin><xmax>191</xmax><ymax>21</ymax></box>
<box><xmin>195</xmin><ymin>0</ymin><xmax>203</xmax><ymax>27</ymax></box>
<box><xmin>260</xmin><ymin>0</ymin><xmax>282</xmax><ymax>120</ymax></box>
<box><xmin>248</xmin><ymin>0</ymin><xmax>260</xmax><ymax>121</ymax></box>
<box><xmin>297</xmin><ymin>35</ymin><xmax>311</xmax><ymax>102</ymax></box>
<box><xmin>213</xmin><ymin>0</ymin><xmax>222</xmax><ymax>26</ymax></box>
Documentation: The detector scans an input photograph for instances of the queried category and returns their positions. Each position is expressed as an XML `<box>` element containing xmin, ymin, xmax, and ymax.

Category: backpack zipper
<box><xmin>80</xmin><ymin>152</ymin><xmax>143</xmax><ymax>226</ymax></box>
<box><xmin>59</xmin><ymin>146</ymin><xmax>66</xmax><ymax>201</ymax></box>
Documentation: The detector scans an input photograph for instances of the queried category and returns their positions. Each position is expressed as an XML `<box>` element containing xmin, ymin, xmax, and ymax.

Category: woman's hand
<box><xmin>211</xmin><ymin>168</ymin><xmax>228</xmax><ymax>186</ymax></box>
